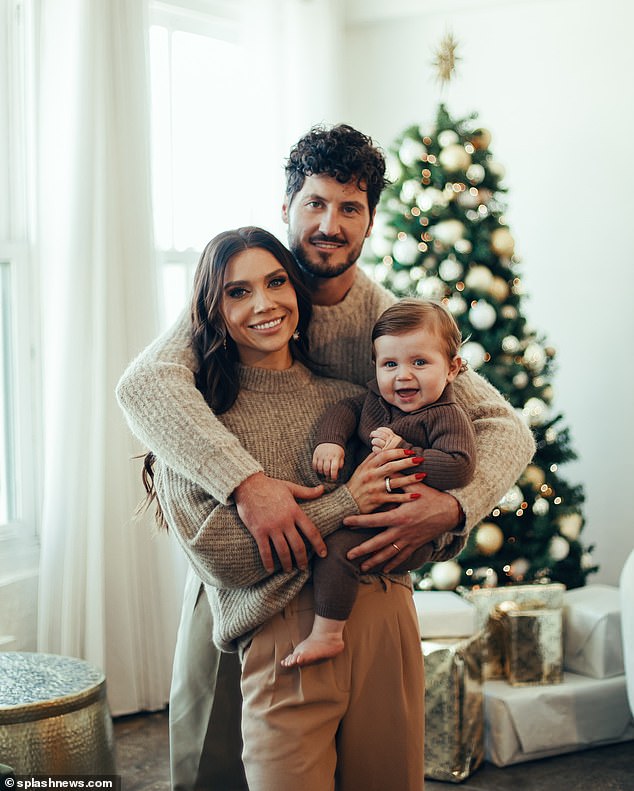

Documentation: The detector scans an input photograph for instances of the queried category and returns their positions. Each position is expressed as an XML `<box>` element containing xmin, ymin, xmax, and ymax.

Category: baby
<box><xmin>282</xmin><ymin>298</ymin><xmax>477</xmax><ymax>667</ymax></box>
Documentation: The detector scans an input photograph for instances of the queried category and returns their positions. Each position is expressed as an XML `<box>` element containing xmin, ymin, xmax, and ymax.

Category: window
<box><xmin>150</xmin><ymin>0</ymin><xmax>253</xmax><ymax>326</ymax></box>
<box><xmin>0</xmin><ymin>0</ymin><xmax>39</xmax><ymax>543</ymax></box>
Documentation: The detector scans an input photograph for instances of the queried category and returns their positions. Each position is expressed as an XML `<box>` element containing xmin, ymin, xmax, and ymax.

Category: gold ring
<box><xmin>392</xmin><ymin>543</ymin><xmax>400</xmax><ymax>552</ymax></box>
<box><xmin>385</xmin><ymin>477</ymin><xmax>392</xmax><ymax>493</ymax></box>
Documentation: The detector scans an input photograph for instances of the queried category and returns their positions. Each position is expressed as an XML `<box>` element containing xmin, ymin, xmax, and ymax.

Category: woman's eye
<box><xmin>227</xmin><ymin>287</ymin><xmax>247</xmax><ymax>299</ymax></box>
<box><xmin>269</xmin><ymin>276</ymin><xmax>287</xmax><ymax>288</ymax></box>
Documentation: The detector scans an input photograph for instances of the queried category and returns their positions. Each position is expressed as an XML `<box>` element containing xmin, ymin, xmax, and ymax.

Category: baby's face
<box><xmin>374</xmin><ymin>328</ymin><xmax>461</xmax><ymax>413</ymax></box>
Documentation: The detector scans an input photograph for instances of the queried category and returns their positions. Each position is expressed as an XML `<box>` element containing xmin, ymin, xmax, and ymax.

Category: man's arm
<box><xmin>344</xmin><ymin>368</ymin><xmax>536</xmax><ymax>571</ymax></box>
<box><xmin>116</xmin><ymin>311</ymin><xmax>326</xmax><ymax>570</ymax></box>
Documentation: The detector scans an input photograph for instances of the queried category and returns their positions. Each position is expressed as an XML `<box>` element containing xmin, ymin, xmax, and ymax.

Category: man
<box><xmin>117</xmin><ymin>124</ymin><xmax>535</xmax><ymax>791</ymax></box>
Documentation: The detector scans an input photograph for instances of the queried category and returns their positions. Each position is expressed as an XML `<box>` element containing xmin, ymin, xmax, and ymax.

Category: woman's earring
<box><xmin>292</xmin><ymin>330</ymin><xmax>300</xmax><ymax>342</ymax></box>
<box><xmin>223</xmin><ymin>337</ymin><xmax>227</xmax><ymax>351</ymax></box>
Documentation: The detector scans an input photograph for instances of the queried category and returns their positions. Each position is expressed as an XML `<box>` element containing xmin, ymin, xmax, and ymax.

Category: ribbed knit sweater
<box><xmin>117</xmin><ymin>268</ymin><xmax>536</xmax><ymax>548</ymax></box>
<box><xmin>315</xmin><ymin>380</ymin><xmax>477</xmax><ymax>491</ymax></box>
<box><xmin>152</xmin><ymin>362</ymin><xmax>411</xmax><ymax>651</ymax></box>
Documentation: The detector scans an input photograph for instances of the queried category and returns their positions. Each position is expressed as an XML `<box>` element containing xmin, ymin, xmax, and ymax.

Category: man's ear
<box><xmin>365</xmin><ymin>208</ymin><xmax>376</xmax><ymax>238</ymax></box>
<box><xmin>281</xmin><ymin>195</ymin><xmax>290</xmax><ymax>224</ymax></box>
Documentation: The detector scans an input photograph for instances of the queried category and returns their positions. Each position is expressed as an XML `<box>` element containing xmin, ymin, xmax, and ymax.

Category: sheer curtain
<box><xmin>37</xmin><ymin>0</ymin><xmax>184</xmax><ymax>715</ymax></box>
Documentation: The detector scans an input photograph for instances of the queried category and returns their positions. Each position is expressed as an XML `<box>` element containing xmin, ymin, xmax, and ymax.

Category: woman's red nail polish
<box><xmin>411</xmin><ymin>456</ymin><xmax>424</xmax><ymax>464</ymax></box>
<box><xmin>414</xmin><ymin>472</ymin><xmax>427</xmax><ymax>480</ymax></box>
<box><xmin>410</xmin><ymin>492</ymin><xmax>422</xmax><ymax>500</ymax></box>
<box><xmin>403</xmin><ymin>449</ymin><xmax>416</xmax><ymax>456</ymax></box>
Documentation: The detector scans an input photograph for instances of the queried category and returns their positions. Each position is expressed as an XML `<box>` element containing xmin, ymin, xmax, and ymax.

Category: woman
<box><xmin>145</xmin><ymin>227</ymin><xmax>425</xmax><ymax>791</ymax></box>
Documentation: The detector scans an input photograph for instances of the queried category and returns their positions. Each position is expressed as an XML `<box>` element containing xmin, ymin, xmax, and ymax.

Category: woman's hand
<box><xmin>345</xmin><ymin>448</ymin><xmax>425</xmax><ymax>514</ymax></box>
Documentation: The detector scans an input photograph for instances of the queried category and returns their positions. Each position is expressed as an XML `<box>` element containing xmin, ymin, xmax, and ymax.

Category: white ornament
<box><xmin>581</xmin><ymin>552</ymin><xmax>594</xmax><ymax>570</ymax></box>
<box><xmin>472</xmin><ymin>567</ymin><xmax>498</xmax><ymax>588</ymax></box>
<box><xmin>487</xmin><ymin>159</ymin><xmax>506</xmax><ymax>180</ymax></box>
<box><xmin>454</xmin><ymin>239</ymin><xmax>473</xmax><ymax>255</ymax></box>
<box><xmin>439</xmin><ymin>144</ymin><xmax>472</xmax><ymax>172</ymax></box>
<box><xmin>460</xmin><ymin>341</ymin><xmax>486</xmax><ymax>369</ymax></box>
<box><xmin>400</xmin><ymin>179</ymin><xmax>423</xmax><ymax>203</ymax></box>
<box><xmin>466</xmin><ymin>163</ymin><xmax>485</xmax><ymax>183</ymax></box>
<box><xmin>558</xmin><ymin>513</ymin><xmax>583</xmax><ymax>541</ymax></box>
<box><xmin>502</xmin><ymin>335</ymin><xmax>521</xmax><ymax>353</ymax></box>
<box><xmin>464</xmin><ymin>264</ymin><xmax>494</xmax><ymax>292</ymax></box>
<box><xmin>438</xmin><ymin>129</ymin><xmax>459</xmax><ymax>147</ymax></box>
<box><xmin>490</xmin><ymin>227</ymin><xmax>515</xmax><ymax>257</ymax></box>
<box><xmin>438</xmin><ymin>258</ymin><xmax>463</xmax><ymax>281</ymax></box>
<box><xmin>476</xmin><ymin>523</ymin><xmax>504</xmax><ymax>556</ymax></box>
<box><xmin>510</xmin><ymin>558</ymin><xmax>530</xmax><ymax>581</ymax></box>
<box><xmin>523</xmin><ymin>397</ymin><xmax>549</xmax><ymax>426</ymax></box>
<box><xmin>532</xmin><ymin>497</ymin><xmax>550</xmax><ymax>516</ymax></box>
<box><xmin>416</xmin><ymin>187</ymin><xmax>448</xmax><ymax>212</ymax></box>
<box><xmin>432</xmin><ymin>219</ymin><xmax>465</xmax><ymax>247</ymax></box>
<box><xmin>523</xmin><ymin>342</ymin><xmax>547</xmax><ymax>372</ymax></box>
<box><xmin>469</xmin><ymin>300</ymin><xmax>497</xmax><ymax>330</ymax></box>
<box><xmin>430</xmin><ymin>560</ymin><xmax>462</xmax><ymax>590</ymax></box>
<box><xmin>549</xmin><ymin>535</ymin><xmax>570</xmax><ymax>561</ymax></box>
<box><xmin>371</xmin><ymin>264</ymin><xmax>389</xmax><ymax>283</ymax></box>
<box><xmin>446</xmin><ymin>295</ymin><xmax>467</xmax><ymax>316</ymax></box>
<box><xmin>416</xmin><ymin>276</ymin><xmax>446</xmax><ymax>300</ymax></box>
<box><xmin>399</xmin><ymin>137</ymin><xmax>427</xmax><ymax>167</ymax></box>
<box><xmin>513</xmin><ymin>371</ymin><xmax>529</xmax><ymax>388</ymax></box>
<box><xmin>385</xmin><ymin>153</ymin><xmax>403</xmax><ymax>183</ymax></box>
<box><xmin>498</xmin><ymin>485</ymin><xmax>523</xmax><ymax>512</ymax></box>
<box><xmin>370</xmin><ymin>235</ymin><xmax>394</xmax><ymax>258</ymax></box>
<box><xmin>393</xmin><ymin>235</ymin><xmax>420</xmax><ymax>265</ymax></box>
<box><xmin>392</xmin><ymin>270</ymin><xmax>412</xmax><ymax>291</ymax></box>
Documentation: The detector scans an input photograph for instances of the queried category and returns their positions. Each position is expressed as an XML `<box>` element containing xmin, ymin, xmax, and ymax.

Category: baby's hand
<box><xmin>370</xmin><ymin>427</ymin><xmax>403</xmax><ymax>452</ymax></box>
<box><xmin>312</xmin><ymin>443</ymin><xmax>345</xmax><ymax>481</ymax></box>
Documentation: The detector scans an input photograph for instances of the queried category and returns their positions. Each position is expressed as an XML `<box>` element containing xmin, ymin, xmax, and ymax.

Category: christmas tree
<box><xmin>363</xmin><ymin>103</ymin><xmax>597</xmax><ymax>591</ymax></box>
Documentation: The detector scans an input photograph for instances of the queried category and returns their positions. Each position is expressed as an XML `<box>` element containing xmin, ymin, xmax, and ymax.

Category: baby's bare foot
<box><xmin>281</xmin><ymin>633</ymin><xmax>345</xmax><ymax>668</ymax></box>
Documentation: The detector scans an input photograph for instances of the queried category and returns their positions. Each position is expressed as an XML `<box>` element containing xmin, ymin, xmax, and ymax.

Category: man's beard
<box><xmin>290</xmin><ymin>235</ymin><xmax>363</xmax><ymax>280</ymax></box>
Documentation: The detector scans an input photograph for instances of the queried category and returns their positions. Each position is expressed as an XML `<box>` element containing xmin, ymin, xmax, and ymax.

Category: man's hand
<box><xmin>234</xmin><ymin>472</ymin><xmax>326</xmax><ymax>574</ymax></box>
<box><xmin>343</xmin><ymin>483</ymin><xmax>464</xmax><ymax>572</ymax></box>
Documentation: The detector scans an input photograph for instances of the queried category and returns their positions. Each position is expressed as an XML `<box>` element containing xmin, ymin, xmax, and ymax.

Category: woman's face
<box><xmin>221</xmin><ymin>247</ymin><xmax>299</xmax><ymax>370</ymax></box>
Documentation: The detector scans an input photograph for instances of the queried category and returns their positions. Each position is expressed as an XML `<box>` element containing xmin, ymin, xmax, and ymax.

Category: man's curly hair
<box><xmin>285</xmin><ymin>124</ymin><xmax>388</xmax><ymax>216</ymax></box>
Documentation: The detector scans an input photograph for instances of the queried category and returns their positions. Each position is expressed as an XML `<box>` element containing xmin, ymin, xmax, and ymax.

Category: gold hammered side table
<box><xmin>0</xmin><ymin>652</ymin><xmax>116</xmax><ymax>774</ymax></box>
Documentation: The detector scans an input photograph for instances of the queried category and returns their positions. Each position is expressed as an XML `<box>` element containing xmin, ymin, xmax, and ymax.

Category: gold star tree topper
<box><xmin>432</xmin><ymin>32</ymin><xmax>461</xmax><ymax>85</ymax></box>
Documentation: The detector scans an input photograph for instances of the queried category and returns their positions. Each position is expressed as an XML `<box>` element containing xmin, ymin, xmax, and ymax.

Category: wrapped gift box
<box><xmin>492</xmin><ymin>603</ymin><xmax>563</xmax><ymax>686</ymax></box>
<box><xmin>462</xmin><ymin>583</ymin><xmax>565</xmax><ymax>679</ymax></box>
<box><xmin>563</xmin><ymin>584</ymin><xmax>624</xmax><ymax>678</ymax></box>
<box><xmin>484</xmin><ymin>672</ymin><xmax>634</xmax><ymax>766</ymax></box>
<box><xmin>413</xmin><ymin>591</ymin><xmax>477</xmax><ymax>638</ymax></box>
<box><xmin>422</xmin><ymin>634</ymin><xmax>484</xmax><ymax>782</ymax></box>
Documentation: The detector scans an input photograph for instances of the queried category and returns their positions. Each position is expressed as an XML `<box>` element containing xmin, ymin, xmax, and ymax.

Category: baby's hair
<box><xmin>372</xmin><ymin>298</ymin><xmax>467</xmax><ymax>371</ymax></box>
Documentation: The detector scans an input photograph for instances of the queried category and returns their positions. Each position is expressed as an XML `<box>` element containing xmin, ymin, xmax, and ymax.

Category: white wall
<box><xmin>341</xmin><ymin>0</ymin><xmax>634</xmax><ymax>585</ymax></box>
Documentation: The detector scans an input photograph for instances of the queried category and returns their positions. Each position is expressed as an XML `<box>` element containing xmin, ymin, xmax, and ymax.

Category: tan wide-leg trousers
<box><xmin>240</xmin><ymin>577</ymin><xmax>425</xmax><ymax>791</ymax></box>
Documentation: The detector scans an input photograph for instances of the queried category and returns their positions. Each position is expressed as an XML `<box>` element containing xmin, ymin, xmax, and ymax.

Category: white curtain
<box><xmin>37</xmin><ymin>0</ymin><xmax>184</xmax><ymax>715</ymax></box>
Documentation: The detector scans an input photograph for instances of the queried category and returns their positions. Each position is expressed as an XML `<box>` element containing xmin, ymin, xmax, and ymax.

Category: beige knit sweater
<box><xmin>117</xmin><ymin>268</ymin><xmax>535</xmax><ymax>542</ymax></box>
<box><xmin>154</xmin><ymin>362</ymin><xmax>382</xmax><ymax>651</ymax></box>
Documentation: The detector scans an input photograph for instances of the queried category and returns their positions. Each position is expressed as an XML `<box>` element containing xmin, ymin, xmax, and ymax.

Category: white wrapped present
<box><xmin>413</xmin><ymin>591</ymin><xmax>477</xmax><ymax>638</ymax></box>
<box><xmin>484</xmin><ymin>672</ymin><xmax>634</xmax><ymax>766</ymax></box>
<box><xmin>563</xmin><ymin>584</ymin><xmax>624</xmax><ymax>678</ymax></box>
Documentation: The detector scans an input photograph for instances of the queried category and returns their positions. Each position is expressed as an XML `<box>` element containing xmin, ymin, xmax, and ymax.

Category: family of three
<box><xmin>117</xmin><ymin>124</ymin><xmax>535</xmax><ymax>791</ymax></box>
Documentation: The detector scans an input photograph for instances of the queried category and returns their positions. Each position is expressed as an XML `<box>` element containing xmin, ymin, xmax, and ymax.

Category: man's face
<box><xmin>282</xmin><ymin>174</ymin><xmax>374</xmax><ymax>280</ymax></box>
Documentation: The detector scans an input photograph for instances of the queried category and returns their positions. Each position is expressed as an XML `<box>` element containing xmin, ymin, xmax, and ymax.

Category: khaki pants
<box><xmin>169</xmin><ymin>569</ymin><xmax>248</xmax><ymax>791</ymax></box>
<box><xmin>240</xmin><ymin>577</ymin><xmax>425</xmax><ymax>791</ymax></box>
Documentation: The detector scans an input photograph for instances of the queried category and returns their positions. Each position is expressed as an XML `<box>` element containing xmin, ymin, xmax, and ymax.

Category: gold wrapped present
<box><xmin>422</xmin><ymin>633</ymin><xmax>484</xmax><ymax>782</ymax></box>
<box><xmin>462</xmin><ymin>583</ymin><xmax>565</xmax><ymax>679</ymax></box>
<box><xmin>492</xmin><ymin>602</ymin><xmax>563</xmax><ymax>686</ymax></box>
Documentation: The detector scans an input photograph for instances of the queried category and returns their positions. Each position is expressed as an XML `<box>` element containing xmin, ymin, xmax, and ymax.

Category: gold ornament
<box><xmin>471</xmin><ymin>127</ymin><xmax>492</xmax><ymax>150</ymax></box>
<box><xmin>475</xmin><ymin>522</ymin><xmax>504</xmax><ymax>556</ymax></box>
<box><xmin>432</xmin><ymin>32</ymin><xmax>461</xmax><ymax>85</ymax></box>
